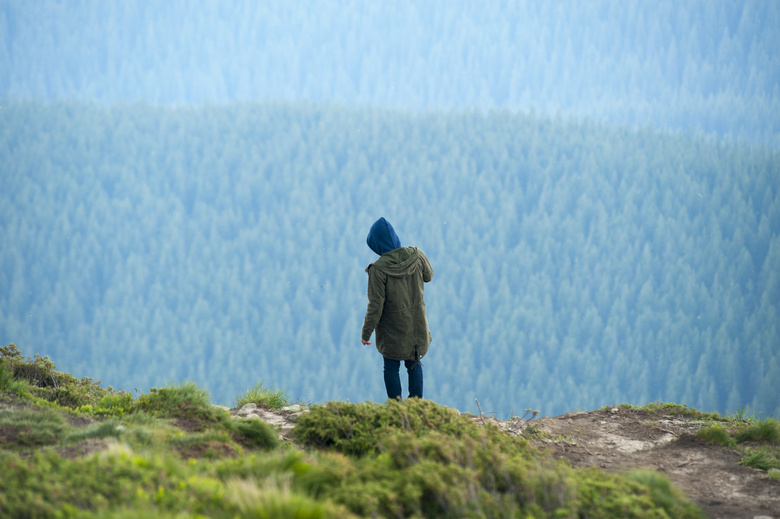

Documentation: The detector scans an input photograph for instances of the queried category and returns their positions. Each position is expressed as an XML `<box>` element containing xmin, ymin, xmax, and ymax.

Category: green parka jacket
<box><xmin>361</xmin><ymin>246</ymin><xmax>433</xmax><ymax>361</ymax></box>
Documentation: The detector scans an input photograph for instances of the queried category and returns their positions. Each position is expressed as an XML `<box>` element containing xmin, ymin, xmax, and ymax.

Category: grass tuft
<box><xmin>66</xmin><ymin>419</ymin><xmax>124</xmax><ymax>443</ymax></box>
<box><xmin>234</xmin><ymin>381</ymin><xmax>290</xmax><ymax>409</ymax></box>
<box><xmin>0</xmin><ymin>407</ymin><xmax>70</xmax><ymax>449</ymax></box>
<box><xmin>739</xmin><ymin>447</ymin><xmax>780</xmax><ymax>471</ymax></box>
<box><xmin>697</xmin><ymin>424</ymin><xmax>736</xmax><ymax>448</ymax></box>
<box><xmin>731</xmin><ymin>404</ymin><xmax>760</xmax><ymax>423</ymax></box>
<box><xmin>734</xmin><ymin>419</ymin><xmax>780</xmax><ymax>444</ymax></box>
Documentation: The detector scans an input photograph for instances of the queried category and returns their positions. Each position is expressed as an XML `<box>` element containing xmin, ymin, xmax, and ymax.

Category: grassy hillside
<box><xmin>4</xmin><ymin>344</ymin><xmax>780</xmax><ymax>517</ymax></box>
<box><xmin>0</xmin><ymin>345</ymin><xmax>723</xmax><ymax>518</ymax></box>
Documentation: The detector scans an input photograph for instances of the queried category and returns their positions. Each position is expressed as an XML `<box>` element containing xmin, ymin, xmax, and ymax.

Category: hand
<box><xmin>361</xmin><ymin>339</ymin><xmax>371</xmax><ymax>345</ymax></box>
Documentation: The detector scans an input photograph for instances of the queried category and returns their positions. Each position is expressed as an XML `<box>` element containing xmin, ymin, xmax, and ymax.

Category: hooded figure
<box><xmin>366</xmin><ymin>217</ymin><xmax>402</xmax><ymax>256</ymax></box>
<box><xmin>361</xmin><ymin>217</ymin><xmax>433</xmax><ymax>400</ymax></box>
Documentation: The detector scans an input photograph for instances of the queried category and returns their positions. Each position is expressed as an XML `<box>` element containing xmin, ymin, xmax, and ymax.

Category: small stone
<box><xmin>611</xmin><ymin>408</ymin><xmax>619</xmax><ymax>414</ymax></box>
<box><xmin>282</xmin><ymin>404</ymin><xmax>302</xmax><ymax>412</ymax></box>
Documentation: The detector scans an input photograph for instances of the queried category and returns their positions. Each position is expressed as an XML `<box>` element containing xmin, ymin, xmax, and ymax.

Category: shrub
<box><xmin>0</xmin><ymin>343</ymin><xmax>22</xmax><ymax>359</ymax></box>
<box><xmin>572</xmin><ymin>468</ymin><xmax>703</xmax><ymax>518</ymax></box>
<box><xmin>228</xmin><ymin>418</ymin><xmax>280</xmax><ymax>451</ymax></box>
<box><xmin>0</xmin><ymin>362</ymin><xmax>28</xmax><ymax>396</ymax></box>
<box><xmin>624</xmin><ymin>470</ymin><xmax>704</xmax><ymax>518</ymax></box>
<box><xmin>1</xmin><ymin>344</ymin><xmax>112</xmax><ymax>408</ymax></box>
<box><xmin>136</xmin><ymin>383</ymin><xmax>211</xmax><ymax>414</ymax></box>
<box><xmin>135</xmin><ymin>382</ymin><xmax>226</xmax><ymax>431</ymax></box>
<box><xmin>292</xmin><ymin>398</ymin><xmax>523</xmax><ymax>457</ymax></box>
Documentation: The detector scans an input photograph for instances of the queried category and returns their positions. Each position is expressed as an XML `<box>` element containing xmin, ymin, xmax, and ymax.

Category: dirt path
<box><xmin>476</xmin><ymin>408</ymin><xmax>779</xmax><ymax>519</ymax></box>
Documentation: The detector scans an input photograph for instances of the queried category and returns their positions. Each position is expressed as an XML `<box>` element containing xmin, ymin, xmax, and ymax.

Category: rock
<box><xmin>237</xmin><ymin>403</ymin><xmax>258</xmax><ymax>416</ymax></box>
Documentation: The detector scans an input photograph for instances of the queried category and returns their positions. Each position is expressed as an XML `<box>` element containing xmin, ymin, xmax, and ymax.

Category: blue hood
<box><xmin>366</xmin><ymin>217</ymin><xmax>402</xmax><ymax>256</ymax></box>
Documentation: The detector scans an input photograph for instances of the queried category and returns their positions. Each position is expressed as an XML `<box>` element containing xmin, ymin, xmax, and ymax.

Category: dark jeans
<box><xmin>383</xmin><ymin>357</ymin><xmax>423</xmax><ymax>400</ymax></box>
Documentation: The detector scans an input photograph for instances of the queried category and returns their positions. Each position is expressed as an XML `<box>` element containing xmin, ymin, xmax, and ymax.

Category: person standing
<box><xmin>361</xmin><ymin>217</ymin><xmax>433</xmax><ymax>400</ymax></box>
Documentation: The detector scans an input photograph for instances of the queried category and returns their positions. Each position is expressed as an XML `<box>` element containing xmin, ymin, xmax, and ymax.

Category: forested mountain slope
<box><xmin>1</xmin><ymin>102</ymin><xmax>777</xmax><ymax>418</ymax></box>
<box><xmin>1</xmin><ymin>0</ymin><xmax>778</xmax><ymax>146</ymax></box>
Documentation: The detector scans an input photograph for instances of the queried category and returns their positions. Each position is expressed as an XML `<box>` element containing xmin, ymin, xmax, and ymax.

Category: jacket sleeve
<box><xmin>362</xmin><ymin>265</ymin><xmax>386</xmax><ymax>341</ymax></box>
<box><xmin>419</xmin><ymin>249</ymin><xmax>434</xmax><ymax>283</ymax></box>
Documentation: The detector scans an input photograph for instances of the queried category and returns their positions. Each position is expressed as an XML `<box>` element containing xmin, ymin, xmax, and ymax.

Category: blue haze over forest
<box><xmin>1</xmin><ymin>0</ymin><xmax>778</xmax><ymax>418</ymax></box>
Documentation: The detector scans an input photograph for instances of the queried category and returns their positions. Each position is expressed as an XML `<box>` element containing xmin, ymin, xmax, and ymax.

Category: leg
<box><xmin>405</xmin><ymin>360</ymin><xmax>423</xmax><ymax>399</ymax></box>
<box><xmin>383</xmin><ymin>357</ymin><xmax>402</xmax><ymax>400</ymax></box>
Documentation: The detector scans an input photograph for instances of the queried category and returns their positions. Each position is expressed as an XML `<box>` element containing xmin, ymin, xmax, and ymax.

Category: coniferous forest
<box><xmin>1</xmin><ymin>1</ymin><xmax>779</xmax><ymax>418</ymax></box>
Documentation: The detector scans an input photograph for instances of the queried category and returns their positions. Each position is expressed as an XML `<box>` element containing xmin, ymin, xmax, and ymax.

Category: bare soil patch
<box><xmin>475</xmin><ymin>408</ymin><xmax>779</xmax><ymax>519</ymax></box>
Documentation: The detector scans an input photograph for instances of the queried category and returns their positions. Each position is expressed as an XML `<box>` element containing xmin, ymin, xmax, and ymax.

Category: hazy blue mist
<box><xmin>2</xmin><ymin>1</ymin><xmax>778</xmax><ymax>418</ymax></box>
<box><xmin>2</xmin><ymin>0</ymin><xmax>778</xmax><ymax>144</ymax></box>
